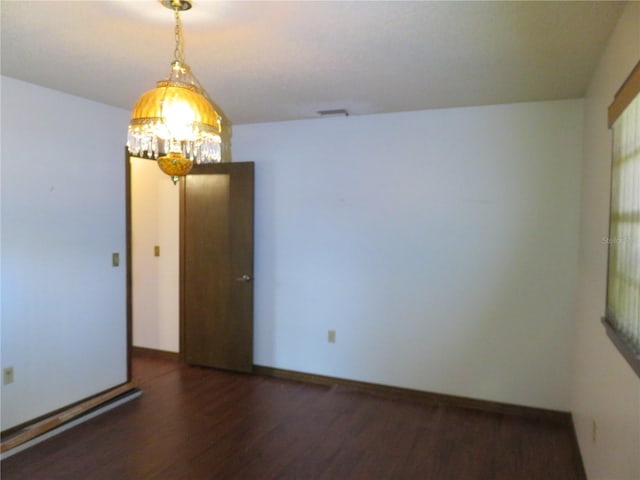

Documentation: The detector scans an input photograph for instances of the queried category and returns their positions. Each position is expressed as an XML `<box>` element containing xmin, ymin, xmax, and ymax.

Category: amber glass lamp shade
<box><xmin>127</xmin><ymin>61</ymin><xmax>222</xmax><ymax>183</ymax></box>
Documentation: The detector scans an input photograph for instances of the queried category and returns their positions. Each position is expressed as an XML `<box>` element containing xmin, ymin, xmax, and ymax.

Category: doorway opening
<box><xmin>127</xmin><ymin>154</ymin><xmax>255</xmax><ymax>375</ymax></box>
<box><xmin>130</xmin><ymin>156</ymin><xmax>181</xmax><ymax>356</ymax></box>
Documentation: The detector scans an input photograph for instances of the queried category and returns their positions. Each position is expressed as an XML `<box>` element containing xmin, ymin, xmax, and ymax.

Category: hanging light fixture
<box><xmin>127</xmin><ymin>0</ymin><xmax>222</xmax><ymax>184</ymax></box>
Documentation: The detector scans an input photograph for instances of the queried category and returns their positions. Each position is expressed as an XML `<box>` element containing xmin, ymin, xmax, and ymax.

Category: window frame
<box><xmin>603</xmin><ymin>59</ymin><xmax>640</xmax><ymax>379</ymax></box>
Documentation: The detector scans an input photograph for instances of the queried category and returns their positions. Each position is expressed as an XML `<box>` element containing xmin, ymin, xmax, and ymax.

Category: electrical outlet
<box><xmin>3</xmin><ymin>366</ymin><xmax>14</xmax><ymax>385</ymax></box>
<box><xmin>328</xmin><ymin>330</ymin><xmax>336</xmax><ymax>343</ymax></box>
<box><xmin>112</xmin><ymin>252</ymin><xmax>120</xmax><ymax>267</ymax></box>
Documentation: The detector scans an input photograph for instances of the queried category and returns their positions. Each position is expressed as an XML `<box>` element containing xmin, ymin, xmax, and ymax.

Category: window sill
<box><xmin>602</xmin><ymin>317</ymin><xmax>640</xmax><ymax>379</ymax></box>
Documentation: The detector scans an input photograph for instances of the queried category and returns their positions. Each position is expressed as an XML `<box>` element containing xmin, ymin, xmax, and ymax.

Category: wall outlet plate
<box><xmin>328</xmin><ymin>330</ymin><xmax>336</xmax><ymax>343</ymax></box>
<box><xmin>3</xmin><ymin>366</ymin><xmax>14</xmax><ymax>385</ymax></box>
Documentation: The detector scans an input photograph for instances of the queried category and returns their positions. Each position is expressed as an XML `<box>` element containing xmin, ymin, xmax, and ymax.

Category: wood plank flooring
<box><xmin>1</xmin><ymin>355</ymin><xmax>585</xmax><ymax>479</ymax></box>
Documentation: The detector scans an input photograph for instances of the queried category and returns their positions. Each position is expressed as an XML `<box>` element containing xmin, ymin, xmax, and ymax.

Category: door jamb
<box><xmin>178</xmin><ymin>176</ymin><xmax>187</xmax><ymax>361</ymax></box>
<box><xmin>125</xmin><ymin>148</ymin><xmax>133</xmax><ymax>382</ymax></box>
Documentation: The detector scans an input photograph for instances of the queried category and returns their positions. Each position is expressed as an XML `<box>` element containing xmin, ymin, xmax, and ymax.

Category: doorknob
<box><xmin>236</xmin><ymin>274</ymin><xmax>252</xmax><ymax>282</ymax></box>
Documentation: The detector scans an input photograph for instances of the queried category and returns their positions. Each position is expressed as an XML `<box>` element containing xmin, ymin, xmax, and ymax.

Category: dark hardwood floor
<box><xmin>2</xmin><ymin>355</ymin><xmax>585</xmax><ymax>479</ymax></box>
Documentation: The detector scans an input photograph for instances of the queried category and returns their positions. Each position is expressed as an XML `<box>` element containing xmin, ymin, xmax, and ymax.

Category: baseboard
<box><xmin>132</xmin><ymin>346</ymin><xmax>180</xmax><ymax>361</ymax></box>
<box><xmin>129</xmin><ymin>351</ymin><xmax>570</xmax><ymax>424</ymax></box>
<box><xmin>253</xmin><ymin>365</ymin><xmax>571</xmax><ymax>425</ymax></box>
<box><xmin>0</xmin><ymin>382</ymin><xmax>140</xmax><ymax>457</ymax></box>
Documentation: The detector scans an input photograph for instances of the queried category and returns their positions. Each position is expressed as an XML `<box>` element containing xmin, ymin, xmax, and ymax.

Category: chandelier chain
<box><xmin>173</xmin><ymin>9</ymin><xmax>185</xmax><ymax>64</ymax></box>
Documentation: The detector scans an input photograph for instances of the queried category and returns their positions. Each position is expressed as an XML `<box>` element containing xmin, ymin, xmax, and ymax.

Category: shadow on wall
<box><xmin>210</xmin><ymin>97</ymin><xmax>233</xmax><ymax>164</ymax></box>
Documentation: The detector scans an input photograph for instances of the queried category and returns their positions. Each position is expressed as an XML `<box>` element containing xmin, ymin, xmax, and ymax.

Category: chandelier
<box><xmin>127</xmin><ymin>0</ymin><xmax>222</xmax><ymax>184</ymax></box>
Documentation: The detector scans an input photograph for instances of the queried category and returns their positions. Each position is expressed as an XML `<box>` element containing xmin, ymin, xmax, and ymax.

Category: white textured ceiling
<box><xmin>0</xmin><ymin>1</ymin><xmax>626</xmax><ymax>125</ymax></box>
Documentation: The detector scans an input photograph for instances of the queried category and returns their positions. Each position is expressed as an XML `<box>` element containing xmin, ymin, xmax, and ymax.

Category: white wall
<box><xmin>571</xmin><ymin>3</ymin><xmax>640</xmax><ymax>479</ymax></box>
<box><xmin>0</xmin><ymin>76</ymin><xmax>129</xmax><ymax>430</ymax></box>
<box><xmin>234</xmin><ymin>98</ymin><xmax>583</xmax><ymax>411</ymax></box>
<box><xmin>131</xmin><ymin>157</ymin><xmax>180</xmax><ymax>353</ymax></box>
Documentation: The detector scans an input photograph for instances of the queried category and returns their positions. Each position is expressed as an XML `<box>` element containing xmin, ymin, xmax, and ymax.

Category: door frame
<box><xmin>126</xmin><ymin>150</ymin><xmax>184</xmax><ymax>367</ymax></box>
<box><xmin>125</xmin><ymin>149</ymin><xmax>133</xmax><ymax>380</ymax></box>
<box><xmin>178</xmin><ymin>176</ymin><xmax>186</xmax><ymax>361</ymax></box>
<box><xmin>126</xmin><ymin>153</ymin><xmax>254</xmax><ymax>372</ymax></box>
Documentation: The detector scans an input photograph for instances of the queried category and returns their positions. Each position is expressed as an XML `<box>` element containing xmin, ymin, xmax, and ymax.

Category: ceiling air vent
<box><xmin>317</xmin><ymin>109</ymin><xmax>349</xmax><ymax>117</ymax></box>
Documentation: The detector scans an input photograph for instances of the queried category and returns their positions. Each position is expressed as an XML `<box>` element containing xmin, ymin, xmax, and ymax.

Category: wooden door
<box><xmin>181</xmin><ymin>162</ymin><xmax>254</xmax><ymax>373</ymax></box>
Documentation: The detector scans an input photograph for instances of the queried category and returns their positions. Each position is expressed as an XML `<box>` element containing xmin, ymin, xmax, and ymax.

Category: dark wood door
<box><xmin>181</xmin><ymin>162</ymin><xmax>254</xmax><ymax>373</ymax></box>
